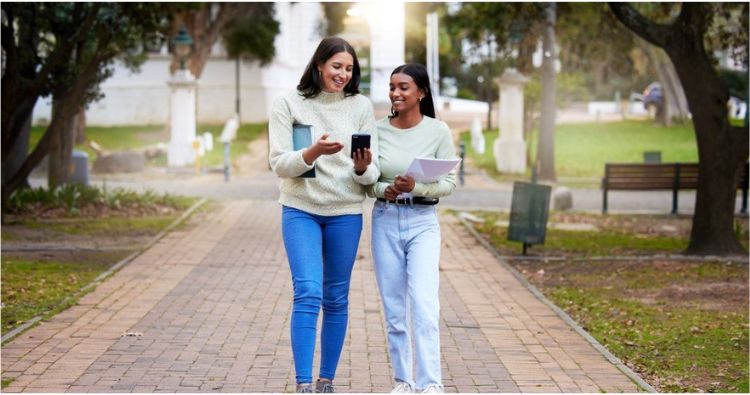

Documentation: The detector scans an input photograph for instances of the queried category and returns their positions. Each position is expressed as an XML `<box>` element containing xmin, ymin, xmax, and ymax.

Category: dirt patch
<box><xmin>512</xmin><ymin>259</ymin><xmax>749</xmax><ymax>313</ymax></box>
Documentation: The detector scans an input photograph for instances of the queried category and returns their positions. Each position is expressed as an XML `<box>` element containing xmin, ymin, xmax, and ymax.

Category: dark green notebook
<box><xmin>292</xmin><ymin>123</ymin><xmax>316</xmax><ymax>178</ymax></box>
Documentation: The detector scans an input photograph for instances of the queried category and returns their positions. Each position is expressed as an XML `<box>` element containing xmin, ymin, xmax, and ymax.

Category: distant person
<box><xmin>268</xmin><ymin>36</ymin><xmax>379</xmax><ymax>393</ymax></box>
<box><xmin>370</xmin><ymin>63</ymin><xmax>457</xmax><ymax>393</ymax></box>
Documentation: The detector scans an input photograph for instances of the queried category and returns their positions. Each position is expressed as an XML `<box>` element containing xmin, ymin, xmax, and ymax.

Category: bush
<box><xmin>7</xmin><ymin>184</ymin><xmax>193</xmax><ymax>216</ymax></box>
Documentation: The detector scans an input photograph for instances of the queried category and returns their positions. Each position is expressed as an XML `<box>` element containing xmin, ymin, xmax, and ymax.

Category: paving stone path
<box><xmin>2</xmin><ymin>200</ymin><xmax>644</xmax><ymax>393</ymax></box>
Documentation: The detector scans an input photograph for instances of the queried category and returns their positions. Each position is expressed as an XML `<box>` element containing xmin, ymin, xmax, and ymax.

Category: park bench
<box><xmin>602</xmin><ymin>162</ymin><xmax>749</xmax><ymax>214</ymax></box>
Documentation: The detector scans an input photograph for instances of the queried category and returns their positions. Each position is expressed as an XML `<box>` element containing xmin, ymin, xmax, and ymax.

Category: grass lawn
<box><xmin>19</xmin><ymin>216</ymin><xmax>179</xmax><ymax>237</ymax></box>
<box><xmin>30</xmin><ymin>122</ymin><xmax>267</xmax><ymax>169</ymax></box>
<box><xmin>30</xmin><ymin>124</ymin><xmax>165</xmax><ymax>158</ymax></box>
<box><xmin>1</xmin><ymin>184</ymin><xmax>201</xmax><ymax>337</ymax></box>
<box><xmin>196</xmin><ymin>122</ymin><xmax>267</xmax><ymax>168</ymax></box>
<box><xmin>461</xmin><ymin>120</ymin><xmax>699</xmax><ymax>184</ymax></box>
<box><xmin>461</xmin><ymin>210</ymin><xmax>749</xmax><ymax>392</ymax></box>
<box><xmin>1</xmin><ymin>253</ymin><xmax>130</xmax><ymax>334</ymax></box>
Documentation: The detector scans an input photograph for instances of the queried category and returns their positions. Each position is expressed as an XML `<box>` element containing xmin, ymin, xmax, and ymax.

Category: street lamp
<box><xmin>509</xmin><ymin>20</ymin><xmax>523</xmax><ymax>69</ymax></box>
<box><xmin>173</xmin><ymin>26</ymin><xmax>193</xmax><ymax>71</ymax></box>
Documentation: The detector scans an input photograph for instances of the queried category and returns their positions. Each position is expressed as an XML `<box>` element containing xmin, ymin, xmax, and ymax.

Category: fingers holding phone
<box><xmin>351</xmin><ymin>133</ymin><xmax>371</xmax><ymax>174</ymax></box>
<box><xmin>352</xmin><ymin>148</ymin><xmax>371</xmax><ymax>173</ymax></box>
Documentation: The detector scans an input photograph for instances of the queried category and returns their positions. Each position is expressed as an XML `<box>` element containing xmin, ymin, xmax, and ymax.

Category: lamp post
<box><xmin>167</xmin><ymin>26</ymin><xmax>198</xmax><ymax>168</ymax></box>
<box><xmin>173</xmin><ymin>26</ymin><xmax>193</xmax><ymax>71</ymax></box>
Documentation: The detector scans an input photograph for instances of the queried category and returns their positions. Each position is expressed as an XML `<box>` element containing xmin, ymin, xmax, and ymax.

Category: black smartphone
<box><xmin>351</xmin><ymin>133</ymin><xmax>371</xmax><ymax>158</ymax></box>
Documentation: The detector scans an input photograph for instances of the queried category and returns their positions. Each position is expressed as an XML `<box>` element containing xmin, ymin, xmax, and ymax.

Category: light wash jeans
<box><xmin>371</xmin><ymin>200</ymin><xmax>442</xmax><ymax>390</ymax></box>
<box><xmin>281</xmin><ymin>206</ymin><xmax>363</xmax><ymax>384</ymax></box>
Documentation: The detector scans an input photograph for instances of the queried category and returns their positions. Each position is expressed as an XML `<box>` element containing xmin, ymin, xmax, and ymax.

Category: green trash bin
<box><xmin>508</xmin><ymin>181</ymin><xmax>551</xmax><ymax>254</ymax></box>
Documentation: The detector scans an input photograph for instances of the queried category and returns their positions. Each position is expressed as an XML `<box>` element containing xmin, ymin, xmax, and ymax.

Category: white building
<box><xmin>32</xmin><ymin>2</ymin><xmax>326</xmax><ymax>126</ymax></box>
<box><xmin>31</xmin><ymin>2</ymin><xmax>488</xmax><ymax>129</ymax></box>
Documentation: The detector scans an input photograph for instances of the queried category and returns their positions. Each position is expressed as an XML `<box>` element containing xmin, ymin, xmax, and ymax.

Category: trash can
<box><xmin>508</xmin><ymin>181</ymin><xmax>551</xmax><ymax>254</ymax></box>
<box><xmin>70</xmin><ymin>150</ymin><xmax>89</xmax><ymax>185</ymax></box>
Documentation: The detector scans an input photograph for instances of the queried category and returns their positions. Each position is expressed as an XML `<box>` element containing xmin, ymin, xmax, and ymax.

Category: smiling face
<box><xmin>389</xmin><ymin>72</ymin><xmax>424</xmax><ymax>115</ymax></box>
<box><xmin>317</xmin><ymin>51</ymin><xmax>354</xmax><ymax>93</ymax></box>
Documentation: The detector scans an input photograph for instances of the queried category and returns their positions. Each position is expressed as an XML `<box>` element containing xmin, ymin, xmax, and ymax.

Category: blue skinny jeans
<box><xmin>281</xmin><ymin>205</ymin><xmax>362</xmax><ymax>384</ymax></box>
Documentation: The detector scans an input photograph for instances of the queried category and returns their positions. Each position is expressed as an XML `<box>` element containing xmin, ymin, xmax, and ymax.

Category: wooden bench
<box><xmin>602</xmin><ymin>162</ymin><xmax>749</xmax><ymax>214</ymax></box>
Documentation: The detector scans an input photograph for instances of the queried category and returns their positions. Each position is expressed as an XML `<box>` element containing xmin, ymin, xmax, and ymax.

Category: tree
<box><xmin>1</xmin><ymin>3</ymin><xmax>182</xmax><ymax>209</ymax></box>
<box><xmin>169</xmin><ymin>3</ymin><xmax>279</xmax><ymax>79</ymax></box>
<box><xmin>610</xmin><ymin>2</ymin><xmax>749</xmax><ymax>255</ymax></box>
<box><xmin>445</xmin><ymin>2</ymin><xmax>534</xmax><ymax>126</ymax></box>
<box><xmin>537</xmin><ymin>3</ymin><xmax>557</xmax><ymax>181</ymax></box>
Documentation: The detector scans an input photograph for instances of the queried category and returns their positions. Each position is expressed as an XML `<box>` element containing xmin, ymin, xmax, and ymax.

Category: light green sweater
<box><xmin>268</xmin><ymin>90</ymin><xmax>379</xmax><ymax>216</ymax></box>
<box><xmin>371</xmin><ymin>116</ymin><xmax>457</xmax><ymax>198</ymax></box>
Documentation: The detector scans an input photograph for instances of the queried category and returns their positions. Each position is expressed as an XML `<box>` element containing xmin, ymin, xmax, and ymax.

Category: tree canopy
<box><xmin>1</xmin><ymin>3</ymin><xmax>185</xmax><ymax>207</ymax></box>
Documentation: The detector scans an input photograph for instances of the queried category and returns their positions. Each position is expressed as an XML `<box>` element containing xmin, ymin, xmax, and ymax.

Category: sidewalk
<box><xmin>1</xmin><ymin>199</ymin><xmax>645</xmax><ymax>393</ymax></box>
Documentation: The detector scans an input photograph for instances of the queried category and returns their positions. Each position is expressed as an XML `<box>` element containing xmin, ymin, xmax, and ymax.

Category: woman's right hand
<box><xmin>303</xmin><ymin>133</ymin><xmax>344</xmax><ymax>165</ymax></box>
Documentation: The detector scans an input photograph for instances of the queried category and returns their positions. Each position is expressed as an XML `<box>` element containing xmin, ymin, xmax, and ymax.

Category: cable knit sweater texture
<box><xmin>268</xmin><ymin>90</ymin><xmax>380</xmax><ymax>216</ymax></box>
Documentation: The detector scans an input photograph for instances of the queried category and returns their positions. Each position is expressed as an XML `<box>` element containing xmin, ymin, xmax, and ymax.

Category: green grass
<box><xmin>472</xmin><ymin>211</ymin><xmax>687</xmax><ymax>255</ymax></box>
<box><xmin>30</xmin><ymin>125</ymin><xmax>165</xmax><ymax>158</ymax></box>
<box><xmin>21</xmin><ymin>216</ymin><xmax>178</xmax><ymax>236</ymax></box>
<box><xmin>1</xmin><ymin>253</ymin><xmax>131</xmax><ymax>334</ymax></box>
<box><xmin>547</xmin><ymin>270</ymin><xmax>748</xmax><ymax>393</ymax></box>
<box><xmin>196</xmin><ymin>122</ymin><xmax>267</xmax><ymax>168</ymax></box>
<box><xmin>465</xmin><ymin>210</ymin><xmax>749</xmax><ymax>392</ymax></box>
<box><xmin>30</xmin><ymin>122</ymin><xmax>267</xmax><ymax>169</ymax></box>
<box><xmin>461</xmin><ymin>120</ymin><xmax>699</xmax><ymax>182</ymax></box>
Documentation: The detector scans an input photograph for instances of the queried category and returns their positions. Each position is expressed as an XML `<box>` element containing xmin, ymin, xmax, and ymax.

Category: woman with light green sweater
<box><xmin>268</xmin><ymin>37</ymin><xmax>379</xmax><ymax>393</ymax></box>
<box><xmin>370</xmin><ymin>63</ymin><xmax>457</xmax><ymax>394</ymax></box>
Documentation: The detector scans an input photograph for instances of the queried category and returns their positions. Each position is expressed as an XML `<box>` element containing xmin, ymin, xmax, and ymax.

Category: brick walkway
<box><xmin>1</xmin><ymin>200</ymin><xmax>644</xmax><ymax>393</ymax></box>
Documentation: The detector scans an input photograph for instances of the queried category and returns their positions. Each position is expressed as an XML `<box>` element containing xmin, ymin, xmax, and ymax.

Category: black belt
<box><xmin>377</xmin><ymin>197</ymin><xmax>439</xmax><ymax>206</ymax></box>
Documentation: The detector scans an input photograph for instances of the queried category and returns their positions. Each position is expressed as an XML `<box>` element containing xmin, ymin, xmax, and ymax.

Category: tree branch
<box><xmin>29</xmin><ymin>3</ymin><xmax>102</xmax><ymax>97</ymax></box>
<box><xmin>608</xmin><ymin>3</ymin><xmax>671</xmax><ymax>49</ymax></box>
<box><xmin>673</xmin><ymin>3</ymin><xmax>712</xmax><ymax>44</ymax></box>
<box><xmin>192</xmin><ymin>4</ymin><xmax>235</xmax><ymax>78</ymax></box>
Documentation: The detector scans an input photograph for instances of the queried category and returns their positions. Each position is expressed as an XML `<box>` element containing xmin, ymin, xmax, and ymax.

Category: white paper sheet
<box><xmin>403</xmin><ymin>157</ymin><xmax>461</xmax><ymax>183</ymax></box>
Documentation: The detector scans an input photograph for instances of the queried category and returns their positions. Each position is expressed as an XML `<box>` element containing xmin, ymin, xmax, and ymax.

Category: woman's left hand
<box><xmin>352</xmin><ymin>148</ymin><xmax>372</xmax><ymax>175</ymax></box>
<box><xmin>393</xmin><ymin>175</ymin><xmax>415</xmax><ymax>193</ymax></box>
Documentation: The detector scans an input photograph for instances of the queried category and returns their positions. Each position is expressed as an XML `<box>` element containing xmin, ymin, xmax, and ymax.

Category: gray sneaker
<box><xmin>296</xmin><ymin>383</ymin><xmax>314</xmax><ymax>393</ymax></box>
<box><xmin>316</xmin><ymin>379</ymin><xmax>335</xmax><ymax>393</ymax></box>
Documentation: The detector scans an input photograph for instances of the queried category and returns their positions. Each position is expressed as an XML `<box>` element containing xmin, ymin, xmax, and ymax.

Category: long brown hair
<box><xmin>297</xmin><ymin>37</ymin><xmax>361</xmax><ymax>99</ymax></box>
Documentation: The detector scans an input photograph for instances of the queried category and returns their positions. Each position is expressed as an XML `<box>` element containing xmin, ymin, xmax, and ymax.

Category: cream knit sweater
<box><xmin>268</xmin><ymin>90</ymin><xmax>380</xmax><ymax>216</ymax></box>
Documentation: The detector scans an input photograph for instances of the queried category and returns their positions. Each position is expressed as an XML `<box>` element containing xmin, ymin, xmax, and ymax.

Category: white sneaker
<box><xmin>391</xmin><ymin>381</ymin><xmax>413</xmax><ymax>393</ymax></box>
<box><xmin>421</xmin><ymin>384</ymin><xmax>443</xmax><ymax>393</ymax></box>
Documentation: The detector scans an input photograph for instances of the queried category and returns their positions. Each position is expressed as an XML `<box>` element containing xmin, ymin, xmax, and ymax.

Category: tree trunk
<box><xmin>171</xmin><ymin>4</ymin><xmax>236</xmax><ymax>78</ymax></box>
<box><xmin>1</xmin><ymin>103</ymin><xmax>34</xmax><ymax>189</ymax></box>
<box><xmin>642</xmin><ymin>43</ymin><xmax>690</xmax><ymax>126</ymax></box>
<box><xmin>677</xmin><ymin>59</ymin><xmax>748</xmax><ymax>254</ymax></box>
<box><xmin>74</xmin><ymin>107</ymin><xmax>87</xmax><ymax>144</ymax></box>
<box><xmin>537</xmin><ymin>2</ymin><xmax>557</xmax><ymax>181</ymax></box>
<box><xmin>47</xmin><ymin>97</ymin><xmax>79</xmax><ymax>189</ymax></box>
<box><xmin>610</xmin><ymin>2</ymin><xmax>748</xmax><ymax>255</ymax></box>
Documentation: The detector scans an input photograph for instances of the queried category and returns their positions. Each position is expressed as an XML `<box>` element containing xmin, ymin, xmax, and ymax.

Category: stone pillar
<box><xmin>369</xmin><ymin>2</ymin><xmax>404</xmax><ymax>104</ymax></box>
<box><xmin>493</xmin><ymin>68</ymin><xmax>528</xmax><ymax>174</ymax></box>
<box><xmin>168</xmin><ymin>69</ymin><xmax>197</xmax><ymax>167</ymax></box>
